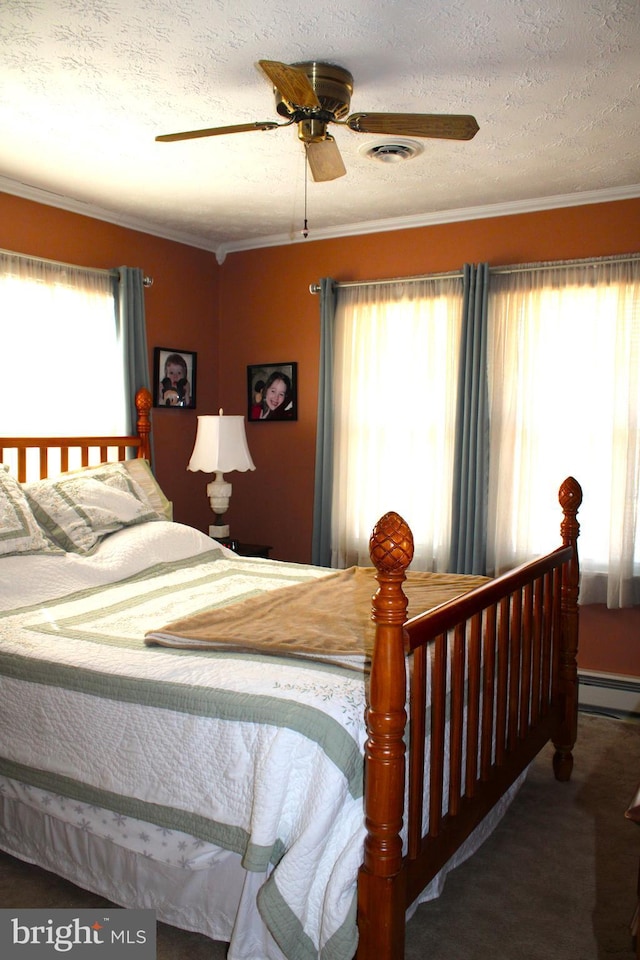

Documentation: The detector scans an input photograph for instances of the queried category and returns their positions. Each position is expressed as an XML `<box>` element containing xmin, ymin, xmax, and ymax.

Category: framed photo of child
<box><xmin>247</xmin><ymin>363</ymin><xmax>297</xmax><ymax>421</ymax></box>
<box><xmin>153</xmin><ymin>347</ymin><xmax>197</xmax><ymax>408</ymax></box>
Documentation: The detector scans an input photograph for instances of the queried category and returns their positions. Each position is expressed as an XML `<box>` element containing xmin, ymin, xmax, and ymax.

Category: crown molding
<box><xmin>214</xmin><ymin>184</ymin><xmax>640</xmax><ymax>262</ymax></box>
<box><xmin>1</xmin><ymin>174</ymin><xmax>638</xmax><ymax>265</ymax></box>
<box><xmin>0</xmin><ymin>176</ymin><xmax>217</xmax><ymax>252</ymax></box>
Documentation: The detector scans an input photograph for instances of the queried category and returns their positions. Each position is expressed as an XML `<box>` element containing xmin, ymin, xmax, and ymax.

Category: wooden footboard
<box><xmin>357</xmin><ymin>477</ymin><xmax>582</xmax><ymax>960</ymax></box>
<box><xmin>0</xmin><ymin>388</ymin><xmax>152</xmax><ymax>481</ymax></box>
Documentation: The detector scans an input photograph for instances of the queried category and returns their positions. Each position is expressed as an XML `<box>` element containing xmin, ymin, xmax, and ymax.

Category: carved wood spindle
<box><xmin>135</xmin><ymin>387</ymin><xmax>153</xmax><ymax>462</ymax></box>
<box><xmin>357</xmin><ymin>512</ymin><xmax>413</xmax><ymax>959</ymax></box>
<box><xmin>552</xmin><ymin>476</ymin><xmax>582</xmax><ymax>781</ymax></box>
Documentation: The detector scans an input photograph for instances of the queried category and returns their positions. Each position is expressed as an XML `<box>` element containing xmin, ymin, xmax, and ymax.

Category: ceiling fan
<box><xmin>156</xmin><ymin>60</ymin><xmax>479</xmax><ymax>182</ymax></box>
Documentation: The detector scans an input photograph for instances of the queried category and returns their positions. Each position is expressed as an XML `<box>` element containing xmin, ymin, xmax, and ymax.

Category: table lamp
<box><xmin>187</xmin><ymin>410</ymin><xmax>255</xmax><ymax>538</ymax></box>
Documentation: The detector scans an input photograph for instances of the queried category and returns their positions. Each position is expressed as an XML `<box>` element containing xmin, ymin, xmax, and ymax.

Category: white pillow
<box><xmin>0</xmin><ymin>465</ymin><xmax>60</xmax><ymax>557</ymax></box>
<box><xmin>121</xmin><ymin>458</ymin><xmax>173</xmax><ymax>521</ymax></box>
<box><xmin>25</xmin><ymin>462</ymin><xmax>164</xmax><ymax>555</ymax></box>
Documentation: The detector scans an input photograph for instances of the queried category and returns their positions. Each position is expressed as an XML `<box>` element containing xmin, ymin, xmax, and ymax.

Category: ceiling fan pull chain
<box><xmin>302</xmin><ymin>147</ymin><xmax>309</xmax><ymax>239</ymax></box>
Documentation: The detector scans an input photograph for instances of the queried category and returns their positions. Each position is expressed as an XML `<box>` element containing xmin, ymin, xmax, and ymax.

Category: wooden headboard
<box><xmin>0</xmin><ymin>387</ymin><xmax>152</xmax><ymax>483</ymax></box>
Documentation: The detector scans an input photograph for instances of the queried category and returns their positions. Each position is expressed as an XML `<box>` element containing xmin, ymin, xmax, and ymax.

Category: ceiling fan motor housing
<box><xmin>274</xmin><ymin>62</ymin><xmax>354</xmax><ymax>126</ymax></box>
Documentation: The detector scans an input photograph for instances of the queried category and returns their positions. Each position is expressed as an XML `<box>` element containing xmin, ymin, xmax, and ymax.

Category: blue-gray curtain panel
<box><xmin>115</xmin><ymin>267</ymin><xmax>151</xmax><ymax>440</ymax></box>
<box><xmin>449</xmin><ymin>262</ymin><xmax>490</xmax><ymax>575</ymax></box>
<box><xmin>311</xmin><ymin>278</ymin><xmax>337</xmax><ymax>567</ymax></box>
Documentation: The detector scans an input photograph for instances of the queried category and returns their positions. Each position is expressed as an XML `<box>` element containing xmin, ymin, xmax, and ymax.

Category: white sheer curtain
<box><xmin>1</xmin><ymin>252</ymin><xmax>125</xmax><ymax>436</ymax></box>
<box><xmin>330</xmin><ymin>276</ymin><xmax>463</xmax><ymax>570</ymax></box>
<box><xmin>487</xmin><ymin>255</ymin><xmax>640</xmax><ymax>608</ymax></box>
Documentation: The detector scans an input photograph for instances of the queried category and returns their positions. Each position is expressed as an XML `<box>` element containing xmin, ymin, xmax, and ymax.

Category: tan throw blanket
<box><xmin>145</xmin><ymin>566</ymin><xmax>488</xmax><ymax>669</ymax></box>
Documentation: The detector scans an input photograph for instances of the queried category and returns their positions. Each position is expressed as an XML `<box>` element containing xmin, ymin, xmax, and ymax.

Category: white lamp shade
<box><xmin>187</xmin><ymin>415</ymin><xmax>255</xmax><ymax>473</ymax></box>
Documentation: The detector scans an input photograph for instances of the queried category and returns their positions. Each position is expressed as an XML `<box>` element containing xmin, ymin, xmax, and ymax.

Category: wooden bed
<box><xmin>0</xmin><ymin>386</ymin><xmax>582</xmax><ymax>960</ymax></box>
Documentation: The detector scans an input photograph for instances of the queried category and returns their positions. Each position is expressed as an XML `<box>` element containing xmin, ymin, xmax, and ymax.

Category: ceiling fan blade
<box><xmin>346</xmin><ymin>112</ymin><xmax>479</xmax><ymax>140</ymax></box>
<box><xmin>258</xmin><ymin>59</ymin><xmax>320</xmax><ymax>109</ymax></box>
<box><xmin>156</xmin><ymin>121</ymin><xmax>280</xmax><ymax>142</ymax></box>
<box><xmin>306</xmin><ymin>137</ymin><xmax>347</xmax><ymax>182</ymax></box>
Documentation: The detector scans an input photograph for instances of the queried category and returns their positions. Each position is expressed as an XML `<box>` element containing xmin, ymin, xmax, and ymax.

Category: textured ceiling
<box><xmin>1</xmin><ymin>0</ymin><xmax>639</xmax><ymax>260</ymax></box>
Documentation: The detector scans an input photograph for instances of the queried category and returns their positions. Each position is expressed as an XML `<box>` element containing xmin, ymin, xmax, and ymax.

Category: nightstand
<box><xmin>214</xmin><ymin>538</ymin><xmax>272</xmax><ymax>559</ymax></box>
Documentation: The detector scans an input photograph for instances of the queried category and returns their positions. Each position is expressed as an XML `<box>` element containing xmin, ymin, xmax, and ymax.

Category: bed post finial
<box><xmin>135</xmin><ymin>388</ymin><xmax>152</xmax><ymax>461</ymax></box>
<box><xmin>369</xmin><ymin>511</ymin><xmax>414</xmax><ymax>576</ymax></box>
<box><xmin>358</xmin><ymin>511</ymin><xmax>413</xmax><ymax>959</ymax></box>
<box><xmin>553</xmin><ymin>476</ymin><xmax>582</xmax><ymax>781</ymax></box>
<box><xmin>559</xmin><ymin>476</ymin><xmax>582</xmax><ymax>549</ymax></box>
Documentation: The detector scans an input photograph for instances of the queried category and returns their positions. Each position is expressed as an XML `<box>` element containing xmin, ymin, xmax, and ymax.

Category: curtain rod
<box><xmin>0</xmin><ymin>247</ymin><xmax>153</xmax><ymax>287</ymax></box>
<box><xmin>309</xmin><ymin>252</ymin><xmax>640</xmax><ymax>293</ymax></box>
<box><xmin>308</xmin><ymin>269</ymin><xmax>462</xmax><ymax>294</ymax></box>
<box><xmin>490</xmin><ymin>252</ymin><xmax>640</xmax><ymax>276</ymax></box>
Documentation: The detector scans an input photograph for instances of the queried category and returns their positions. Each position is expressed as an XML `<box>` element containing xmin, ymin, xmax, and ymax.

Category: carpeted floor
<box><xmin>0</xmin><ymin>711</ymin><xmax>638</xmax><ymax>959</ymax></box>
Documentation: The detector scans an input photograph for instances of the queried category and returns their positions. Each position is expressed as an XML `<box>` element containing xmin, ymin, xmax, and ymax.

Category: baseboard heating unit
<box><xmin>579</xmin><ymin>670</ymin><xmax>640</xmax><ymax>720</ymax></box>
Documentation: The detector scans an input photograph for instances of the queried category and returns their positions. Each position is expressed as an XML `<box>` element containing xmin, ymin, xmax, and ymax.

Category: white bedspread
<box><xmin>0</xmin><ymin>522</ymin><xmax>367</xmax><ymax>960</ymax></box>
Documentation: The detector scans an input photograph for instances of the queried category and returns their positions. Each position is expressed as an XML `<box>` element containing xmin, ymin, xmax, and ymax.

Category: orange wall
<box><xmin>2</xmin><ymin>190</ymin><xmax>639</xmax><ymax>677</ymax></box>
<box><xmin>578</xmin><ymin>606</ymin><xmax>640</xmax><ymax>678</ymax></box>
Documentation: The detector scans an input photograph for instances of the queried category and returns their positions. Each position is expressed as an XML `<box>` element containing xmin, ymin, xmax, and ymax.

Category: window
<box><xmin>487</xmin><ymin>256</ymin><xmax>640</xmax><ymax>607</ymax></box>
<box><xmin>330</xmin><ymin>276</ymin><xmax>464</xmax><ymax>570</ymax></box>
<box><xmin>1</xmin><ymin>253</ymin><xmax>126</xmax><ymax>437</ymax></box>
<box><xmin>325</xmin><ymin>254</ymin><xmax>640</xmax><ymax>607</ymax></box>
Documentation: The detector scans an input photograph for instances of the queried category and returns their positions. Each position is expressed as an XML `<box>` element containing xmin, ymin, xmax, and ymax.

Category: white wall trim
<box><xmin>214</xmin><ymin>184</ymin><xmax>640</xmax><ymax>263</ymax></box>
<box><xmin>1</xmin><ymin>174</ymin><xmax>639</xmax><ymax>263</ymax></box>
<box><xmin>0</xmin><ymin>176</ymin><xmax>213</xmax><ymax>253</ymax></box>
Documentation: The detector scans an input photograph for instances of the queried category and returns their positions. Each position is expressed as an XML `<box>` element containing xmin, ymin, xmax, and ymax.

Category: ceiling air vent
<box><xmin>361</xmin><ymin>138</ymin><xmax>424</xmax><ymax>163</ymax></box>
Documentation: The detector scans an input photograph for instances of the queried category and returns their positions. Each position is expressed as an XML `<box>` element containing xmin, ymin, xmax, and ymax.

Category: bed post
<box><xmin>357</xmin><ymin>512</ymin><xmax>413</xmax><ymax>960</ymax></box>
<box><xmin>552</xmin><ymin>476</ymin><xmax>583</xmax><ymax>782</ymax></box>
<box><xmin>135</xmin><ymin>387</ymin><xmax>152</xmax><ymax>461</ymax></box>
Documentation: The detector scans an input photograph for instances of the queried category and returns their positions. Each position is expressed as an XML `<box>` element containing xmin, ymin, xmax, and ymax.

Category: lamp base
<box><xmin>209</xmin><ymin>522</ymin><xmax>230</xmax><ymax>538</ymax></box>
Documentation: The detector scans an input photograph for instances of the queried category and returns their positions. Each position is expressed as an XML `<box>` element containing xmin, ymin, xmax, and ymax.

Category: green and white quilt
<box><xmin>0</xmin><ymin>520</ymin><xmax>367</xmax><ymax>960</ymax></box>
